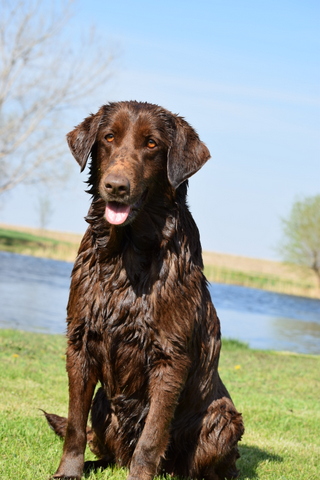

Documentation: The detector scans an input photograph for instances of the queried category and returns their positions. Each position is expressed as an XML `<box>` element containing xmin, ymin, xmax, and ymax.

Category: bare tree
<box><xmin>279</xmin><ymin>195</ymin><xmax>320</xmax><ymax>287</ymax></box>
<box><xmin>0</xmin><ymin>0</ymin><xmax>115</xmax><ymax>195</ymax></box>
<box><xmin>36</xmin><ymin>194</ymin><xmax>54</xmax><ymax>230</ymax></box>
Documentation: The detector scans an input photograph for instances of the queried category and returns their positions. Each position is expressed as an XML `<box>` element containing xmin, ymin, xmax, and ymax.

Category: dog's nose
<box><xmin>104</xmin><ymin>174</ymin><xmax>130</xmax><ymax>197</ymax></box>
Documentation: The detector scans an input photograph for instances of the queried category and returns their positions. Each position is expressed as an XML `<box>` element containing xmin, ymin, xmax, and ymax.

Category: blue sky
<box><xmin>1</xmin><ymin>0</ymin><xmax>319</xmax><ymax>260</ymax></box>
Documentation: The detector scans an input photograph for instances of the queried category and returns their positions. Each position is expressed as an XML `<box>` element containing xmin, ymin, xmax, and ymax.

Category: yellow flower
<box><xmin>12</xmin><ymin>354</ymin><xmax>19</xmax><ymax>358</ymax></box>
<box><xmin>234</xmin><ymin>365</ymin><xmax>241</xmax><ymax>370</ymax></box>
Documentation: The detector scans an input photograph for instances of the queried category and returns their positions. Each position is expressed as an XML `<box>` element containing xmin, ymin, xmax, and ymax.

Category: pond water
<box><xmin>0</xmin><ymin>251</ymin><xmax>319</xmax><ymax>354</ymax></box>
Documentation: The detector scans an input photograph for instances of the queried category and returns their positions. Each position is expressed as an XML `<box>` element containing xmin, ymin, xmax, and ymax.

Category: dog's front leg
<box><xmin>128</xmin><ymin>362</ymin><xmax>187</xmax><ymax>480</ymax></box>
<box><xmin>53</xmin><ymin>349</ymin><xmax>97</xmax><ymax>480</ymax></box>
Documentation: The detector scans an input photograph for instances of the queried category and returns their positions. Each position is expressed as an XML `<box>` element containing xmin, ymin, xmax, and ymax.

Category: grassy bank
<box><xmin>0</xmin><ymin>224</ymin><xmax>319</xmax><ymax>298</ymax></box>
<box><xmin>203</xmin><ymin>251</ymin><xmax>319</xmax><ymax>299</ymax></box>
<box><xmin>0</xmin><ymin>225</ymin><xmax>81</xmax><ymax>262</ymax></box>
<box><xmin>0</xmin><ymin>329</ymin><xmax>319</xmax><ymax>479</ymax></box>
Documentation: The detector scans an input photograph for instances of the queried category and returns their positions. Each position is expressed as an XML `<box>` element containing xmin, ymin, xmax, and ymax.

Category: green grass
<box><xmin>0</xmin><ymin>330</ymin><xmax>319</xmax><ymax>479</ymax></box>
<box><xmin>0</xmin><ymin>227</ymin><xmax>78</xmax><ymax>262</ymax></box>
<box><xmin>204</xmin><ymin>265</ymin><xmax>316</xmax><ymax>297</ymax></box>
<box><xmin>0</xmin><ymin>227</ymin><xmax>61</xmax><ymax>249</ymax></box>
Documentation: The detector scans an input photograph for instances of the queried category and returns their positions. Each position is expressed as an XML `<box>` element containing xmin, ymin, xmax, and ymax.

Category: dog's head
<box><xmin>67</xmin><ymin>101</ymin><xmax>210</xmax><ymax>226</ymax></box>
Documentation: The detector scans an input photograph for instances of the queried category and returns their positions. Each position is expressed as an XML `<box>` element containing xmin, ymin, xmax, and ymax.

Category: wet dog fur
<box><xmin>44</xmin><ymin>101</ymin><xmax>244</xmax><ymax>480</ymax></box>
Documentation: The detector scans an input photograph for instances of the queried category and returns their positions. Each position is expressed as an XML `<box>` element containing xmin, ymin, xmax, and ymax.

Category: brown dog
<box><xmin>45</xmin><ymin>101</ymin><xmax>244</xmax><ymax>480</ymax></box>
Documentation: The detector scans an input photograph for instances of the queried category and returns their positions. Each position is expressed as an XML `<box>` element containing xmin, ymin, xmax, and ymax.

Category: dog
<box><xmin>45</xmin><ymin>101</ymin><xmax>244</xmax><ymax>480</ymax></box>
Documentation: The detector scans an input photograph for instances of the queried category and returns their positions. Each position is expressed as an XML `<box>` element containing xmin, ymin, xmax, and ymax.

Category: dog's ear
<box><xmin>66</xmin><ymin>106</ymin><xmax>105</xmax><ymax>172</ymax></box>
<box><xmin>167</xmin><ymin>116</ymin><xmax>211</xmax><ymax>189</ymax></box>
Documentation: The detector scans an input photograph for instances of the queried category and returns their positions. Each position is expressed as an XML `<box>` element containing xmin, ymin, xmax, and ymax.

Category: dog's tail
<box><xmin>41</xmin><ymin>410</ymin><xmax>68</xmax><ymax>438</ymax></box>
<box><xmin>42</xmin><ymin>410</ymin><xmax>94</xmax><ymax>444</ymax></box>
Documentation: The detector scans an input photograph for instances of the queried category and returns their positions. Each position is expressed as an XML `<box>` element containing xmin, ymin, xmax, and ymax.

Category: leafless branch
<box><xmin>0</xmin><ymin>0</ymin><xmax>116</xmax><ymax>195</ymax></box>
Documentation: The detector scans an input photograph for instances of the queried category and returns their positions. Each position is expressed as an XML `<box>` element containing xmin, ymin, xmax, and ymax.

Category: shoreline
<box><xmin>1</xmin><ymin>223</ymin><xmax>319</xmax><ymax>299</ymax></box>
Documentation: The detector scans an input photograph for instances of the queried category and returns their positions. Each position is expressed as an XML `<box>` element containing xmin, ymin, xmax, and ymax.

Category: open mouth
<box><xmin>104</xmin><ymin>190</ymin><xmax>148</xmax><ymax>226</ymax></box>
<box><xmin>104</xmin><ymin>202</ymin><xmax>131</xmax><ymax>225</ymax></box>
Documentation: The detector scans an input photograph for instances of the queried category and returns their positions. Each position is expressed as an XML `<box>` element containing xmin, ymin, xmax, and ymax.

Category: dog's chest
<box><xmin>87</xmin><ymin>281</ymin><xmax>163</xmax><ymax>393</ymax></box>
<box><xmin>71</xmin><ymin>244</ymin><xmax>189</xmax><ymax>394</ymax></box>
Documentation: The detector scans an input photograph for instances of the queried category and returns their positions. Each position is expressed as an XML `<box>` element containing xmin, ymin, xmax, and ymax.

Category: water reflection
<box><xmin>0</xmin><ymin>252</ymin><xmax>71</xmax><ymax>334</ymax></box>
<box><xmin>209</xmin><ymin>283</ymin><xmax>320</xmax><ymax>354</ymax></box>
<box><xmin>0</xmin><ymin>252</ymin><xmax>319</xmax><ymax>354</ymax></box>
<box><xmin>271</xmin><ymin>316</ymin><xmax>320</xmax><ymax>354</ymax></box>
<box><xmin>217</xmin><ymin>309</ymin><xmax>320</xmax><ymax>354</ymax></box>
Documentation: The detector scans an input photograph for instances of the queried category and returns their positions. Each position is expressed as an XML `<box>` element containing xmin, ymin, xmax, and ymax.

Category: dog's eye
<box><xmin>147</xmin><ymin>138</ymin><xmax>157</xmax><ymax>149</ymax></box>
<box><xmin>105</xmin><ymin>133</ymin><xmax>114</xmax><ymax>142</ymax></box>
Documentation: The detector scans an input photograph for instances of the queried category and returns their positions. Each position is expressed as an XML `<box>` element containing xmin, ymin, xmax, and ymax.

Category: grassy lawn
<box><xmin>0</xmin><ymin>330</ymin><xmax>319</xmax><ymax>479</ymax></box>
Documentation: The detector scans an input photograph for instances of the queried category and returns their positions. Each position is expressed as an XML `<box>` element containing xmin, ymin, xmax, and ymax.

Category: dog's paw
<box><xmin>51</xmin><ymin>467</ymin><xmax>81</xmax><ymax>479</ymax></box>
<box><xmin>51</xmin><ymin>476</ymin><xmax>80</xmax><ymax>480</ymax></box>
<box><xmin>51</xmin><ymin>474</ymin><xmax>80</xmax><ymax>480</ymax></box>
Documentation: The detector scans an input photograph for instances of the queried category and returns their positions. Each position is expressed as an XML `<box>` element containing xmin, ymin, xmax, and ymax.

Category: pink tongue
<box><xmin>105</xmin><ymin>203</ymin><xmax>131</xmax><ymax>225</ymax></box>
